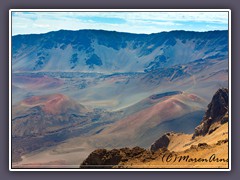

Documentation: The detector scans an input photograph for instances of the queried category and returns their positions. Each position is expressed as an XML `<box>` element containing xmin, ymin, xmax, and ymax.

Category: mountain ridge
<box><xmin>12</xmin><ymin>29</ymin><xmax>228</xmax><ymax>37</ymax></box>
<box><xmin>12</xmin><ymin>29</ymin><xmax>228</xmax><ymax>73</ymax></box>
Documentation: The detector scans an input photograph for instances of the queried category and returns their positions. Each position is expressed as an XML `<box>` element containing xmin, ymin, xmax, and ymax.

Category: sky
<box><xmin>11</xmin><ymin>11</ymin><xmax>229</xmax><ymax>36</ymax></box>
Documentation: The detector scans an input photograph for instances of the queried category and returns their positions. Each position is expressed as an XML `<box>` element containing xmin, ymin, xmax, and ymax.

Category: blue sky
<box><xmin>12</xmin><ymin>11</ymin><xmax>229</xmax><ymax>35</ymax></box>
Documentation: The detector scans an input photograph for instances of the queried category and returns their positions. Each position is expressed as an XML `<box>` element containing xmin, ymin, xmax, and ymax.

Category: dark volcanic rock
<box><xmin>80</xmin><ymin>148</ymin><xmax>121</xmax><ymax>168</ymax></box>
<box><xmin>216</xmin><ymin>139</ymin><xmax>228</xmax><ymax>145</ymax></box>
<box><xmin>150</xmin><ymin>133</ymin><xmax>171</xmax><ymax>152</ymax></box>
<box><xmin>80</xmin><ymin>146</ymin><xmax>146</xmax><ymax>168</ymax></box>
<box><xmin>192</xmin><ymin>88</ymin><xmax>228</xmax><ymax>138</ymax></box>
<box><xmin>197</xmin><ymin>143</ymin><xmax>208</xmax><ymax>148</ymax></box>
<box><xmin>80</xmin><ymin>146</ymin><xmax>171</xmax><ymax>168</ymax></box>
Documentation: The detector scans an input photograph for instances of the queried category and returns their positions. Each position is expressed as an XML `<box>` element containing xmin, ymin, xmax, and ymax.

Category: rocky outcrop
<box><xmin>149</xmin><ymin>88</ymin><xmax>229</xmax><ymax>153</ymax></box>
<box><xmin>80</xmin><ymin>146</ymin><xmax>171</xmax><ymax>168</ymax></box>
<box><xmin>80</xmin><ymin>147</ymin><xmax>146</xmax><ymax>168</ymax></box>
<box><xmin>150</xmin><ymin>133</ymin><xmax>171</xmax><ymax>152</ymax></box>
<box><xmin>192</xmin><ymin>88</ymin><xmax>228</xmax><ymax>138</ymax></box>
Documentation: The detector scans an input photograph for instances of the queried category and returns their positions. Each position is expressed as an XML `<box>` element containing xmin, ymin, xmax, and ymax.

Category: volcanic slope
<box><xmin>80</xmin><ymin>88</ymin><xmax>229</xmax><ymax>169</ymax></box>
<box><xmin>12</xmin><ymin>93</ymin><xmax>121</xmax><ymax>163</ymax></box>
<box><xmin>85</xmin><ymin>92</ymin><xmax>206</xmax><ymax>148</ymax></box>
<box><xmin>12</xmin><ymin>30</ymin><xmax>228</xmax><ymax>73</ymax></box>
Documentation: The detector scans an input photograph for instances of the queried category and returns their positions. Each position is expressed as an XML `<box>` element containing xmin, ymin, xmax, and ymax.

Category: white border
<box><xmin>9</xmin><ymin>9</ymin><xmax>231</xmax><ymax>172</ymax></box>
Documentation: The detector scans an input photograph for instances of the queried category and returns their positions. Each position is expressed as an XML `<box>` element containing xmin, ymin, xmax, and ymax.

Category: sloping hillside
<box><xmin>80</xmin><ymin>88</ymin><xmax>229</xmax><ymax>168</ymax></box>
<box><xmin>12</xmin><ymin>30</ymin><xmax>228</xmax><ymax>73</ymax></box>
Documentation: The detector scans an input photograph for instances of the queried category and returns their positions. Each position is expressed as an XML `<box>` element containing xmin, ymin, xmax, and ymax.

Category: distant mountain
<box><xmin>12</xmin><ymin>30</ymin><xmax>228</xmax><ymax>73</ymax></box>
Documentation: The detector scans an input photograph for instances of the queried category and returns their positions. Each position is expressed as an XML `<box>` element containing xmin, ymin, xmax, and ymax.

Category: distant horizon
<box><xmin>12</xmin><ymin>28</ymin><xmax>228</xmax><ymax>37</ymax></box>
<box><xmin>11</xmin><ymin>11</ymin><xmax>229</xmax><ymax>36</ymax></box>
